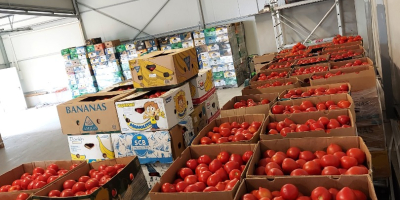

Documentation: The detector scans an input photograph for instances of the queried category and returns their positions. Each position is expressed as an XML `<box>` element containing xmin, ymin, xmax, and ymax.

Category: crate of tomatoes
<box><xmin>149</xmin><ymin>144</ymin><xmax>256</xmax><ymax>200</ymax></box>
<box><xmin>234</xmin><ymin>176</ymin><xmax>377</xmax><ymax>200</ymax></box>
<box><xmin>246</xmin><ymin>136</ymin><xmax>372</xmax><ymax>178</ymax></box>
<box><xmin>250</xmin><ymin>69</ymin><xmax>292</xmax><ymax>84</ymax></box>
<box><xmin>278</xmin><ymin>83</ymin><xmax>350</xmax><ymax>101</ymax></box>
<box><xmin>295</xmin><ymin>55</ymin><xmax>329</xmax><ymax>66</ymax></box>
<box><xmin>329</xmin><ymin>57</ymin><xmax>373</xmax><ymax>70</ymax></box>
<box><xmin>261</xmin><ymin>109</ymin><xmax>356</xmax><ymax>140</ymax></box>
<box><xmin>0</xmin><ymin>160</ymin><xmax>85</xmax><ymax>200</ymax></box>
<box><xmin>221</xmin><ymin>93</ymin><xmax>279</xmax><ymax>118</ymax></box>
<box><xmin>242</xmin><ymin>78</ymin><xmax>300</xmax><ymax>96</ymax></box>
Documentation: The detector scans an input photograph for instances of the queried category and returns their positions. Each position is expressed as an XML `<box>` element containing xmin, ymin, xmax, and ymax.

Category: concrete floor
<box><xmin>0</xmin><ymin>86</ymin><xmax>243</xmax><ymax>175</ymax></box>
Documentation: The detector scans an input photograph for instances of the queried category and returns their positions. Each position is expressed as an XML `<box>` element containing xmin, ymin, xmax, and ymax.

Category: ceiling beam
<box><xmin>0</xmin><ymin>10</ymin><xmax>76</xmax><ymax>18</ymax></box>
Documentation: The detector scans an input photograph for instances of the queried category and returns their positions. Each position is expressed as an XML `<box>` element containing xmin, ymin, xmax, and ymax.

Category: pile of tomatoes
<box><xmin>116</xmin><ymin>86</ymin><xmax>133</xmax><ymax>91</ymax></box>
<box><xmin>282</xmin><ymin>84</ymin><xmax>349</xmax><ymax>99</ymax></box>
<box><xmin>45</xmin><ymin>163</ymin><xmax>127</xmax><ymax>197</ymax></box>
<box><xmin>267</xmin><ymin>62</ymin><xmax>292</xmax><ymax>70</ymax></box>
<box><xmin>254</xmin><ymin>143</ymin><xmax>367</xmax><ymax>177</ymax></box>
<box><xmin>161</xmin><ymin>151</ymin><xmax>253</xmax><ymax>193</ymax></box>
<box><xmin>297</xmin><ymin>57</ymin><xmax>327</xmax><ymax>65</ymax></box>
<box><xmin>329</xmin><ymin>50</ymin><xmax>363</xmax><ymax>61</ymax></box>
<box><xmin>333</xmin><ymin>35</ymin><xmax>363</xmax><ymax>45</ymax></box>
<box><xmin>0</xmin><ymin>163</ymin><xmax>78</xmax><ymax>194</ymax></box>
<box><xmin>292</xmin><ymin>65</ymin><xmax>328</xmax><ymax>75</ymax></box>
<box><xmin>267</xmin><ymin>116</ymin><xmax>351</xmax><ymax>136</ymax></box>
<box><xmin>312</xmin><ymin>71</ymin><xmax>346</xmax><ymax>80</ymax></box>
<box><xmin>233</xmin><ymin>99</ymin><xmax>270</xmax><ymax>109</ymax></box>
<box><xmin>271</xmin><ymin>99</ymin><xmax>351</xmax><ymax>114</ymax></box>
<box><xmin>144</xmin><ymin>90</ymin><xmax>167</xmax><ymax>99</ymax></box>
<box><xmin>241</xmin><ymin>184</ymin><xmax>367</xmax><ymax>200</ymax></box>
<box><xmin>256</xmin><ymin>81</ymin><xmax>293</xmax><ymax>89</ymax></box>
<box><xmin>200</xmin><ymin>121</ymin><xmax>262</xmax><ymax>144</ymax></box>
<box><xmin>331</xmin><ymin>60</ymin><xmax>369</xmax><ymax>69</ymax></box>
<box><xmin>256</xmin><ymin>71</ymin><xmax>289</xmax><ymax>81</ymax></box>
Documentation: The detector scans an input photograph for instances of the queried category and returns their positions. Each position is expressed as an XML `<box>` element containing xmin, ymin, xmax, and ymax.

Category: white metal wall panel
<box><xmin>237</xmin><ymin>0</ymin><xmax>259</xmax><ymax>16</ymax></box>
<box><xmin>255</xmin><ymin>13</ymin><xmax>277</xmax><ymax>54</ymax></box>
<box><xmin>201</xmin><ymin>0</ymin><xmax>241</xmax><ymax>23</ymax></box>
<box><xmin>0</xmin><ymin>0</ymin><xmax>74</xmax><ymax>12</ymax></box>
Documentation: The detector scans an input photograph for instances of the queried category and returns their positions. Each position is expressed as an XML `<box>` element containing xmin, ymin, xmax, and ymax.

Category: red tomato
<box><xmin>175</xmin><ymin>181</ymin><xmax>188</xmax><ymax>192</ymax></box>
<box><xmin>337</xmin><ymin>115</ymin><xmax>350</xmax><ymax>125</ymax></box>
<box><xmin>184</xmin><ymin>184</ymin><xmax>201</xmax><ymax>192</ymax></box>
<box><xmin>219</xmin><ymin>122</ymin><xmax>231</xmax><ymax>130</ymax></box>
<box><xmin>47</xmin><ymin>175</ymin><xmax>58</xmax><ymax>184</ymax></box>
<box><xmin>0</xmin><ymin>185</ymin><xmax>11</xmax><ymax>192</ymax></box>
<box><xmin>264</xmin><ymin>150</ymin><xmax>276</xmax><ymax>158</ymax></box>
<box><xmin>320</xmin><ymin>155</ymin><xmax>340</xmax><ymax>167</ymax></box>
<box><xmin>12</xmin><ymin>179</ymin><xmax>22</xmax><ymax>187</ymax></box>
<box><xmin>311</xmin><ymin>187</ymin><xmax>331</xmax><ymax>200</ymax></box>
<box><xmin>340</xmin><ymin>156</ymin><xmax>358</xmax><ymax>169</ymax></box>
<box><xmin>322</xmin><ymin>166</ymin><xmax>340</xmax><ymax>175</ymax></box>
<box><xmin>63</xmin><ymin>179</ymin><xmax>76</xmax><ymax>190</ymax></box>
<box><xmin>229</xmin><ymin>169</ymin><xmax>241</xmax><ymax>180</ymax></box>
<box><xmin>280</xmin><ymin>184</ymin><xmax>299</xmax><ymax>200</ymax></box>
<box><xmin>217</xmin><ymin>151</ymin><xmax>230</xmax><ymax>164</ymax></box>
<box><xmin>225</xmin><ymin>178</ymin><xmax>238</xmax><ymax>191</ymax></box>
<box><xmin>303</xmin><ymin>161</ymin><xmax>321</xmax><ymax>175</ymax></box>
<box><xmin>334</xmin><ymin>152</ymin><xmax>346</xmax><ymax>160</ymax></box>
<box><xmin>352</xmin><ymin>190</ymin><xmax>367</xmax><ymax>200</ymax></box>
<box><xmin>206</xmin><ymin>173</ymin><xmax>221</xmax><ymax>186</ymax></box>
<box><xmin>346</xmin><ymin>148</ymin><xmax>366</xmax><ymax>164</ymax></box>
<box><xmin>198</xmin><ymin>155</ymin><xmax>212</xmax><ymax>165</ymax></box>
<box><xmin>184</xmin><ymin>175</ymin><xmax>198</xmax><ymax>185</ymax></box>
<box><xmin>329</xmin><ymin>188</ymin><xmax>339</xmax><ymax>199</ymax></box>
<box><xmin>58</xmin><ymin>169</ymin><xmax>68</xmax><ymax>176</ymax></box>
<box><xmin>104</xmin><ymin>166</ymin><xmax>117</xmax><ymax>177</ymax></box>
<box><xmin>220</xmin><ymin>128</ymin><xmax>231</xmax><ymax>137</ymax></box>
<box><xmin>241</xmin><ymin>122</ymin><xmax>250</xmax><ymax>129</ymax></box>
<box><xmin>337</xmin><ymin>100</ymin><xmax>351</xmax><ymax>108</ymax></box>
<box><xmin>179</xmin><ymin>168</ymin><xmax>193</xmax><ymax>179</ymax></box>
<box><xmin>265</xmin><ymin>162</ymin><xmax>282</xmax><ymax>174</ymax></box>
<box><xmin>200</xmin><ymin>137</ymin><xmax>212</xmax><ymax>144</ymax></box>
<box><xmin>33</xmin><ymin>167</ymin><xmax>45</xmax><ymax>175</ymax></box>
<box><xmin>327</xmin><ymin>119</ymin><xmax>341</xmax><ymax>129</ymax></box>
<box><xmin>230</xmin><ymin>154</ymin><xmax>244</xmax><ymax>165</ymax></box>
<box><xmin>327</xmin><ymin>143</ymin><xmax>342</xmax><ymax>155</ymax></box>
<box><xmin>224</xmin><ymin>161</ymin><xmax>240</xmax><ymax>174</ymax></box>
<box><xmin>215</xmin><ymin>181</ymin><xmax>226</xmax><ymax>191</ymax></box>
<box><xmin>314</xmin><ymin>151</ymin><xmax>326</xmax><ymax>159</ymax></box>
<box><xmin>267</xmin><ymin>168</ymin><xmax>284</xmax><ymax>176</ymax></box>
<box><xmin>93</xmin><ymin>172</ymin><xmax>105</xmax><ymax>181</ymax></box>
<box><xmin>215</xmin><ymin>168</ymin><xmax>229</xmax><ymax>181</ymax></box>
<box><xmin>195</xmin><ymin>164</ymin><xmax>209</xmax><ymax>175</ymax></box>
<box><xmin>48</xmin><ymin>190</ymin><xmax>61</xmax><ymax>197</ymax></box>
<box><xmin>345</xmin><ymin>166</ymin><xmax>368</xmax><ymax>175</ymax></box>
<box><xmin>271</xmin><ymin>153</ymin><xmax>286</xmax><ymax>165</ymax></box>
<box><xmin>290</xmin><ymin>169</ymin><xmax>308</xmax><ymax>176</ymax></box>
<box><xmin>99</xmin><ymin>175</ymin><xmax>111</xmax><ymax>185</ymax></box>
<box><xmin>78</xmin><ymin>176</ymin><xmax>91</xmax><ymax>183</ymax></box>
<box><xmin>70</xmin><ymin>164</ymin><xmax>79</xmax><ymax>170</ymax></box>
<box><xmin>242</xmin><ymin>151</ymin><xmax>253</xmax><ymax>163</ymax></box>
<box><xmin>296</xmin><ymin>159</ymin><xmax>306</xmax><ymax>168</ymax></box>
<box><xmin>213</xmin><ymin>127</ymin><xmax>220</xmax><ymax>133</ymax></box>
<box><xmin>336</xmin><ymin>187</ymin><xmax>357</xmax><ymax>200</ymax></box>
<box><xmin>299</xmin><ymin>151</ymin><xmax>316</xmax><ymax>161</ymax></box>
<box><xmin>85</xmin><ymin>178</ymin><xmax>99</xmax><ymax>191</ymax></box>
<box><xmin>60</xmin><ymin>189</ymin><xmax>74</xmax><ymax>197</ymax></box>
<box><xmin>71</xmin><ymin>182</ymin><xmax>86</xmax><ymax>194</ymax></box>
<box><xmin>98</xmin><ymin>164</ymin><xmax>107</xmax><ymax>171</ymax></box>
<box><xmin>20</xmin><ymin>173</ymin><xmax>31</xmax><ymax>179</ymax></box>
<box><xmin>255</xmin><ymin>166</ymin><xmax>266</xmax><ymax>175</ymax></box>
<box><xmin>203</xmin><ymin>186</ymin><xmax>218</xmax><ymax>192</ymax></box>
<box><xmin>282</xmin><ymin>158</ymin><xmax>298</xmax><ymax>174</ymax></box>
<box><xmin>186</xmin><ymin>159</ymin><xmax>198</xmax><ymax>170</ymax></box>
<box><xmin>33</xmin><ymin>181</ymin><xmax>46</xmax><ymax>189</ymax></box>
<box><xmin>243</xmin><ymin>194</ymin><xmax>258</xmax><ymax>200</ymax></box>
<box><xmin>317</xmin><ymin>117</ymin><xmax>330</xmax><ymax>126</ymax></box>
<box><xmin>16</xmin><ymin>193</ymin><xmax>29</xmax><ymax>200</ymax></box>
<box><xmin>20</xmin><ymin>178</ymin><xmax>32</xmax><ymax>190</ymax></box>
<box><xmin>198</xmin><ymin>170</ymin><xmax>212</xmax><ymax>183</ymax></box>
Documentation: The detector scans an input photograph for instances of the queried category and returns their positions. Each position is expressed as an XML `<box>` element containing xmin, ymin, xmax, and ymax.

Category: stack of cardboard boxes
<box><xmin>194</xmin><ymin>22</ymin><xmax>249</xmax><ymax>88</ymax></box>
<box><xmin>61</xmin><ymin>44</ymin><xmax>98</xmax><ymax>99</ymax></box>
<box><xmin>158</xmin><ymin>32</ymin><xmax>195</xmax><ymax>50</ymax></box>
<box><xmin>87</xmin><ymin>39</ymin><xmax>125</xmax><ymax>90</ymax></box>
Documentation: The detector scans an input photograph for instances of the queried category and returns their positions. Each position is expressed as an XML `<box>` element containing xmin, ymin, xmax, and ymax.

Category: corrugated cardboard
<box><xmin>329</xmin><ymin>57</ymin><xmax>373</xmax><ymax>69</ymax></box>
<box><xmin>191</xmin><ymin>114</ymin><xmax>266</xmax><ymax>145</ymax></box>
<box><xmin>0</xmin><ymin>160</ymin><xmax>85</xmax><ymax>200</ymax></box>
<box><xmin>322</xmin><ymin>44</ymin><xmax>364</xmax><ymax>52</ymax></box>
<box><xmin>250</xmin><ymin>68</ymin><xmax>292</xmax><ymax>85</ymax></box>
<box><xmin>115</xmin><ymin>82</ymin><xmax>193</xmax><ymax>133</ymax></box>
<box><xmin>129</xmin><ymin>48</ymin><xmax>199</xmax><ymax>88</ymax></box>
<box><xmin>278</xmin><ymin>82</ymin><xmax>351</xmax><ymax>101</ymax></box>
<box><xmin>111</xmin><ymin>116</ymin><xmax>192</xmax><ymax>164</ymax></box>
<box><xmin>32</xmin><ymin>156</ymin><xmax>149</xmax><ymax>200</ymax></box>
<box><xmin>260</xmin><ymin>109</ymin><xmax>356</xmax><ymax>140</ymax></box>
<box><xmin>68</xmin><ymin>134</ymin><xmax>115</xmax><ymax>163</ymax></box>
<box><xmin>141</xmin><ymin>163</ymin><xmax>171</xmax><ymax>189</ymax></box>
<box><xmin>242</xmin><ymin>77</ymin><xmax>300</xmax><ymax>96</ymax></box>
<box><xmin>310</xmin><ymin>66</ymin><xmax>376</xmax><ymax>92</ymax></box>
<box><xmin>255</xmin><ymin>62</ymin><xmax>271</xmax><ymax>73</ymax></box>
<box><xmin>357</xmin><ymin>125</ymin><xmax>386</xmax><ymax>151</ymax></box>
<box><xmin>205</xmin><ymin>90</ymin><xmax>220</xmax><ymax>123</ymax></box>
<box><xmin>104</xmin><ymin>40</ymin><xmax>121</xmax><ymax>48</ymax></box>
<box><xmin>57</xmin><ymin>91</ymin><xmax>135</xmax><ymax>135</ymax></box>
<box><xmin>190</xmin><ymin>102</ymin><xmax>207</xmax><ymax>136</ymax></box>
<box><xmin>294</xmin><ymin>54</ymin><xmax>330</xmax><ymax>66</ymax></box>
<box><xmin>371</xmin><ymin>150</ymin><xmax>390</xmax><ymax>178</ymax></box>
<box><xmin>149</xmin><ymin>144</ymin><xmax>256</xmax><ymax>200</ymax></box>
<box><xmin>253</xmin><ymin>53</ymin><xmax>276</xmax><ymax>64</ymax></box>
<box><xmin>259</xmin><ymin>61</ymin><xmax>294</xmax><ymax>72</ymax></box>
<box><xmin>221</xmin><ymin>93</ymin><xmax>279</xmax><ymax>118</ymax></box>
<box><xmin>189</xmin><ymin>68</ymin><xmax>215</xmax><ymax>105</ymax></box>
<box><xmin>247</xmin><ymin>136</ymin><xmax>372</xmax><ymax>178</ymax></box>
<box><xmin>271</xmin><ymin>93</ymin><xmax>356</xmax><ymax>120</ymax></box>
<box><xmin>234</xmin><ymin>176</ymin><xmax>377</xmax><ymax>200</ymax></box>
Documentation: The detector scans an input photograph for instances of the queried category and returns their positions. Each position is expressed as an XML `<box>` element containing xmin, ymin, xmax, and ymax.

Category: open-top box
<box><xmin>221</xmin><ymin>93</ymin><xmax>279</xmax><ymax>118</ymax></box>
<box><xmin>329</xmin><ymin>57</ymin><xmax>373</xmax><ymax>70</ymax></box>
<box><xmin>294</xmin><ymin>55</ymin><xmax>330</xmax><ymax>66</ymax></box>
<box><xmin>327</xmin><ymin>49</ymin><xmax>365</xmax><ymax>62</ymax></box>
<box><xmin>290</xmin><ymin>62</ymin><xmax>330</xmax><ymax>83</ymax></box>
<box><xmin>234</xmin><ymin>176</ymin><xmax>377</xmax><ymax>200</ymax></box>
<box><xmin>260</xmin><ymin>109</ymin><xmax>356</xmax><ymax>140</ymax></box>
<box><xmin>322</xmin><ymin>44</ymin><xmax>364</xmax><ymax>53</ymax></box>
<box><xmin>247</xmin><ymin>136</ymin><xmax>372</xmax><ymax>178</ymax></box>
<box><xmin>242</xmin><ymin>78</ymin><xmax>300</xmax><ymax>96</ymax></box>
<box><xmin>259</xmin><ymin>61</ymin><xmax>294</xmax><ymax>72</ymax></box>
<box><xmin>278</xmin><ymin>82</ymin><xmax>351</xmax><ymax>101</ymax></box>
<box><xmin>149</xmin><ymin>144</ymin><xmax>256</xmax><ymax>200</ymax></box>
<box><xmin>191</xmin><ymin>114</ymin><xmax>266</xmax><ymax>145</ymax></box>
<box><xmin>250</xmin><ymin>68</ymin><xmax>293</xmax><ymax>85</ymax></box>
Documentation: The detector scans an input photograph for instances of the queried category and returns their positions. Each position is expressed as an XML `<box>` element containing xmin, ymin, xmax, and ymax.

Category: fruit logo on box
<box><xmin>132</xmin><ymin>60</ymin><xmax>174</xmax><ymax>87</ymax></box>
<box><xmin>121</xmin><ymin>101</ymin><xmax>166</xmax><ymax>131</ymax></box>
<box><xmin>68</xmin><ymin>134</ymin><xmax>115</xmax><ymax>163</ymax></box>
<box><xmin>83</xmin><ymin>116</ymin><xmax>98</xmax><ymax>131</ymax></box>
<box><xmin>174</xmin><ymin>90</ymin><xmax>188</xmax><ymax>119</ymax></box>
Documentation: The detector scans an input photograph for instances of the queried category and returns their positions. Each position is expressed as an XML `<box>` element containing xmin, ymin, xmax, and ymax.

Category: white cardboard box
<box><xmin>205</xmin><ymin>90</ymin><xmax>220</xmax><ymax>123</ymax></box>
<box><xmin>141</xmin><ymin>163</ymin><xmax>171</xmax><ymax>189</ymax></box>
<box><xmin>67</xmin><ymin>134</ymin><xmax>115</xmax><ymax>163</ymax></box>
<box><xmin>189</xmin><ymin>68</ymin><xmax>216</xmax><ymax>105</ymax></box>
<box><xmin>115</xmin><ymin>82</ymin><xmax>194</xmax><ymax>133</ymax></box>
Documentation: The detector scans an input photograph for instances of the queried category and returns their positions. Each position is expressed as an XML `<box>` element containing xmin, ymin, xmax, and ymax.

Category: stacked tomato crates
<box><xmin>149</xmin><ymin>35</ymin><xmax>380</xmax><ymax>200</ymax></box>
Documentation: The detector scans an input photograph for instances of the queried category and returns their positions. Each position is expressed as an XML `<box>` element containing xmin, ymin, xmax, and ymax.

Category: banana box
<box><xmin>190</xmin><ymin>102</ymin><xmax>207</xmax><ymax>136</ymax></box>
<box><xmin>115</xmin><ymin>82</ymin><xmax>194</xmax><ymax>133</ymax></box>
<box><xmin>57</xmin><ymin>90</ymin><xmax>135</xmax><ymax>135</ymax></box>
<box><xmin>67</xmin><ymin>134</ymin><xmax>115</xmax><ymax>163</ymax></box>
<box><xmin>110</xmin><ymin>116</ymin><xmax>193</xmax><ymax>164</ymax></box>
<box><xmin>141</xmin><ymin>163</ymin><xmax>171</xmax><ymax>189</ymax></box>
<box><xmin>129</xmin><ymin>48</ymin><xmax>199</xmax><ymax>88</ymax></box>
<box><xmin>189</xmin><ymin>68</ymin><xmax>215</xmax><ymax>105</ymax></box>
<box><xmin>205</xmin><ymin>90</ymin><xmax>220</xmax><ymax>123</ymax></box>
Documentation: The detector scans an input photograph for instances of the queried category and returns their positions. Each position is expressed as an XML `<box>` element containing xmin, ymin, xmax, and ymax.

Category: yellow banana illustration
<box><xmin>96</xmin><ymin>135</ymin><xmax>115</xmax><ymax>159</ymax></box>
<box><xmin>71</xmin><ymin>153</ymin><xmax>86</xmax><ymax>160</ymax></box>
<box><xmin>189</xmin><ymin>82</ymin><xmax>196</xmax><ymax>97</ymax></box>
<box><xmin>204</xmin><ymin>71</ymin><xmax>213</xmax><ymax>92</ymax></box>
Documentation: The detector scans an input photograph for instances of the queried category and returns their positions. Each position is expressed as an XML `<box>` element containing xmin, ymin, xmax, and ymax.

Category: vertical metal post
<box><xmin>276</xmin><ymin>10</ymin><xmax>284</xmax><ymax>49</ymax></box>
<box><xmin>335</xmin><ymin>0</ymin><xmax>343</xmax><ymax>35</ymax></box>
<box><xmin>72</xmin><ymin>0</ymin><xmax>87</xmax><ymax>40</ymax></box>
<box><xmin>197</xmin><ymin>0</ymin><xmax>206</xmax><ymax>29</ymax></box>
<box><xmin>0</xmin><ymin>37</ymin><xmax>10</xmax><ymax>68</ymax></box>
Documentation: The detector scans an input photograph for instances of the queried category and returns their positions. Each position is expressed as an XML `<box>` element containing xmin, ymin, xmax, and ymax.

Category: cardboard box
<box><xmin>250</xmin><ymin>68</ymin><xmax>292</xmax><ymax>85</ymax></box>
<box><xmin>0</xmin><ymin>133</ymin><xmax>3</xmax><ymax>149</ymax></box>
<box><xmin>141</xmin><ymin>163</ymin><xmax>171</xmax><ymax>189</ymax></box>
<box><xmin>189</xmin><ymin>68</ymin><xmax>215</xmax><ymax>105</ymax></box>
<box><xmin>279</xmin><ymin>82</ymin><xmax>351</xmax><ymax>101</ymax></box>
<box><xmin>253</xmin><ymin>53</ymin><xmax>276</xmax><ymax>64</ymax></box>
<box><xmin>310</xmin><ymin>66</ymin><xmax>376</xmax><ymax>92</ymax></box>
<box><xmin>191</xmin><ymin>114</ymin><xmax>266</xmax><ymax>145</ymax></box>
<box><xmin>57</xmin><ymin>90</ymin><xmax>135</xmax><ymax>135</ymax></box>
<box><xmin>260</xmin><ymin>109</ymin><xmax>356</xmax><ymax>140</ymax></box>
<box><xmin>204</xmin><ymin>89</ymin><xmax>220</xmax><ymax>123</ymax></box>
<box><xmin>221</xmin><ymin>93</ymin><xmax>279</xmax><ymax>118</ymax></box>
<box><xmin>371</xmin><ymin>150</ymin><xmax>390</xmax><ymax>178</ymax></box>
<box><xmin>0</xmin><ymin>160</ymin><xmax>85</xmax><ymax>200</ymax></box>
<box><xmin>271</xmin><ymin>93</ymin><xmax>355</xmax><ymax>118</ymax></box>
<box><xmin>234</xmin><ymin>176</ymin><xmax>377</xmax><ymax>200</ymax></box>
<box><xmin>247</xmin><ymin>136</ymin><xmax>372</xmax><ymax>178</ymax></box>
<box><xmin>129</xmin><ymin>48</ymin><xmax>199</xmax><ymax>89</ymax></box>
<box><xmin>294</xmin><ymin>54</ymin><xmax>330</xmax><ymax>66</ymax></box>
<box><xmin>323</xmin><ymin>44</ymin><xmax>363</xmax><ymax>51</ymax></box>
<box><xmin>115</xmin><ymin>82</ymin><xmax>194</xmax><ymax>133</ymax></box>
<box><xmin>85</xmin><ymin>38</ymin><xmax>102</xmax><ymax>45</ymax></box>
<box><xmin>259</xmin><ymin>61</ymin><xmax>294</xmax><ymax>72</ymax></box>
<box><xmin>32</xmin><ymin>156</ymin><xmax>149</xmax><ymax>200</ymax></box>
<box><xmin>111</xmin><ymin>117</ymin><xmax>192</xmax><ymax>164</ymax></box>
<box><xmin>149</xmin><ymin>144</ymin><xmax>256</xmax><ymax>200</ymax></box>
<box><xmin>190</xmin><ymin>102</ymin><xmax>207</xmax><ymax>136</ymax></box>
<box><xmin>242</xmin><ymin>78</ymin><xmax>300</xmax><ymax>96</ymax></box>
<box><xmin>104</xmin><ymin>40</ymin><xmax>121</xmax><ymax>48</ymax></box>
<box><xmin>357</xmin><ymin>125</ymin><xmax>386</xmax><ymax>151</ymax></box>
<box><xmin>68</xmin><ymin>133</ymin><xmax>115</xmax><ymax>163</ymax></box>
<box><xmin>94</xmin><ymin>43</ymin><xmax>105</xmax><ymax>51</ymax></box>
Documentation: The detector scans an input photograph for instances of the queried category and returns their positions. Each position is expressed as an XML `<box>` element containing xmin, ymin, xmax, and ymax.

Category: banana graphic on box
<box><xmin>96</xmin><ymin>135</ymin><xmax>115</xmax><ymax>159</ymax></box>
<box><xmin>204</xmin><ymin>71</ymin><xmax>213</xmax><ymax>92</ymax></box>
<box><xmin>71</xmin><ymin>153</ymin><xmax>86</xmax><ymax>160</ymax></box>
